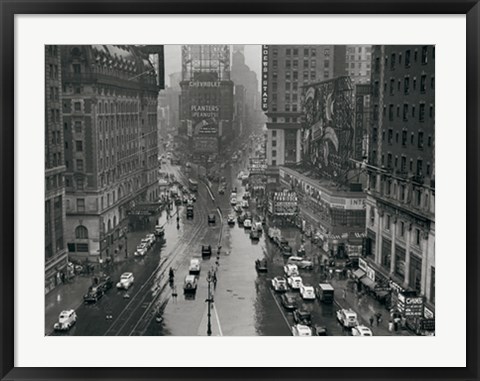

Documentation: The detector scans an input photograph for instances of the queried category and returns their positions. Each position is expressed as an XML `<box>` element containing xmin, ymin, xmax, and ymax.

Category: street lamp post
<box><xmin>206</xmin><ymin>270</ymin><xmax>214</xmax><ymax>336</ymax></box>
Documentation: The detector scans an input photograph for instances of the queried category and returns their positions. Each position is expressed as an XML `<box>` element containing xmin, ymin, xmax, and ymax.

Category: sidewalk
<box><xmin>45</xmin><ymin>274</ymin><xmax>93</xmax><ymax>335</ymax></box>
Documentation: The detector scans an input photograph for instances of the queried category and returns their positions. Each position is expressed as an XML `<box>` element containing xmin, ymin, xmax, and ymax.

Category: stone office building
<box><xmin>60</xmin><ymin>45</ymin><xmax>162</xmax><ymax>263</ymax></box>
<box><xmin>365</xmin><ymin>45</ymin><xmax>435</xmax><ymax>317</ymax></box>
<box><xmin>45</xmin><ymin>45</ymin><xmax>68</xmax><ymax>293</ymax></box>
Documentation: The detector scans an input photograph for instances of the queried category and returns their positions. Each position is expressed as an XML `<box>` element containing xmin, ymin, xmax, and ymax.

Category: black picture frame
<box><xmin>1</xmin><ymin>1</ymin><xmax>479</xmax><ymax>380</ymax></box>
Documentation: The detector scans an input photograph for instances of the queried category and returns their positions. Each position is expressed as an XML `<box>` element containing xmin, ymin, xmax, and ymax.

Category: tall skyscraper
<box><xmin>365</xmin><ymin>45</ymin><xmax>435</xmax><ymax>317</ymax></box>
<box><xmin>346</xmin><ymin>45</ymin><xmax>372</xmax><ymax>85</ymax></box>
<box><xmin>45</xmin><ymin>45</ymin><xmax>68</xmax><ymax>293</ymax></box>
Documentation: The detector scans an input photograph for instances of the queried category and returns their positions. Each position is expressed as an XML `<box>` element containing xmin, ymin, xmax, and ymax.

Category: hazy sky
<box><xmin>164</xmin><ymin>45</ymin><xmax>261</xmax><ymax>90</ymax></box>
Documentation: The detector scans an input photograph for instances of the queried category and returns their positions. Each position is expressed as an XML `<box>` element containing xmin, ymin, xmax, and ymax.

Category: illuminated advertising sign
<box><xmin>261</xmin><ymin>45</ymin><xmax>269</xmax><ymax>111</ymax></box>
<box><xmin>249</xmin><ymin>157</ymin><xmax>267</xmax><ymax>175</ymax></box>
<box><xmin>191</xmin><ymin>105</ymin><xmax>219</xmax><ymax>119</ymax></box>
<box><xmin>188</xmin><ymin>81</ymin><xmax>221</xmax><ymax>88</ymax></box>
<box><xmin>397</xmin><ymin>293</ymin><xmax>425</xmax><ymax>317</ymax></box>
<box><xmin>194</xmin><ymin>137</ymin><xmax>218</xmax><ymax>153</ymax></box>
<box><xmin>272</xmin><ymin>191</ymin><xmax>298</xmax><ymax>216</ymax></box>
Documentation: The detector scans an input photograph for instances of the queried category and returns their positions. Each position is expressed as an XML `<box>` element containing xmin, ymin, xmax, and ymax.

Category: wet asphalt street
<box><xmin>52</xmin><ymin>143</ymin><xmax>368</xmax><ymax>336</ymax></box>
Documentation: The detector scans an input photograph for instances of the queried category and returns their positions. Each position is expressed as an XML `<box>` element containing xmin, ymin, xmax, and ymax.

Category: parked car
<box><xmin>293</xmin><ymin>309</ymin><xmax>312</xmax><ymax>325</ymax></box>
<box><xmin>287</xmin><ymin>256</ymin><xmax>314</xmax><ymax>270</ymax></box>
<box><xmin>336</xmin><ymin>309</ymin><xmax>359</xmax><ymax>328</ymax></box>
<box><xmin>53</xmin><ymin>309</ymin><xmax>77</xmax><ymax>331</ymax></box>
<box><xmin>271</xmin><ymin>276</ymin><xmax>288</xmax><ymax>292</ymax></box>
<box><xmin>189</xmin><ymin>259</ymin><xmax>201</xmax><ymax>275</ymax></box>
<box><xmin>284</xmin><ymin>264</ymin><xmax>299</xmax><ymax>277</ymax></box>
<box><xmin>352</xmin><ymin>325</ymin><xmax>373</xmax><ymax>336</ymax></box>
<box><xmin>300</xmin><ymin>285</ymin><xmax>316</xmax><ymax>300</ymax></box>
<box><xmin>145</xmin><ymin>233</ymin><xmax>156</xmax><ymax>246</ymax></box>
<box><xmin>288</xmin><ymin>276</ymin><xmax>303</xmax><ymax>290</ymax></box>
<box><xmin>281</xmin><ymin>293</ymin><xmax>297</xmax><ymax>310</ymax></box>
<box><xmin>243</xmin><ymin>219</ymin><xmax>252</xmax><ymax>229</ymax></box>
<box><xmin>116</xmin><ymin>272</ymin><xmax>134</xmax><ymax>290</ymax></box>
<box><xmin>183</xmin><ymin>275</ymin><xmax>198</xmax><ymax>293</ymax></box>
<box><xmin>155</xmin><ymin>225</ymin><xmax>165</xmax><ymax>237</ymax></box>
<box><xmin>141</xmin><ymin>238</ymin><xmax>152</xmax><ymax>249</ymax></box>
<box><xmin>135</xmin><ymin>243</ymin><xmax>148</xmax><ymax>257</ymax></box>
<box><xmin>292</xmin><ymin>324</ymin><xmax>312</xmax><ymax>336</ymax></box>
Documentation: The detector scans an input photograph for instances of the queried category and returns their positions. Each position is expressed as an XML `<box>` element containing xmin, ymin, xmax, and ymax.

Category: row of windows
<box><xmin>374</xmin><ymin>46</ymin><xmax>434</xmax><ymax>73</ymax></box>
<box><xmin>46</xmin><ymin>46</ymin><xmax>58</xmax><ymax>57</ymax></box>
<box><xmin>373</xmin><ymin>102</ymin><xmax>434</xmax><ymax>123</ymax></box>
<box><xmin>374</xmin><ymin>75</ymin><xmax>435</xmax><ymax>98</ymax></box>
<box><xmin>372</xmin><ymin>128</ymin><xmax>433</xmax><ymax>150</ymax></box>
<box><xmin>273</xmin><ymin>47</ymin><xmax>320</xmax><ymax>57</ymax></box>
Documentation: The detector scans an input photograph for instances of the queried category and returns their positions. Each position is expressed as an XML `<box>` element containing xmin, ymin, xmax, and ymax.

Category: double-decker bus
<box><xmin>188</xmin><ymin>178</ymin><xmax>198</xmax><ymax>192</ymax></box>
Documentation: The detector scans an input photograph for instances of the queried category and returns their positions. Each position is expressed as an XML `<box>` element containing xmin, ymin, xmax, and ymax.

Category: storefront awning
<box><xmin>360</xmin><ymin>276</ymin><xmax>376</xmax><ymax>289</ymax></box>
<box><xmin>353</xmin><ymin>269</ymin><xmax>366</xmax><ymax>279</ymax></box>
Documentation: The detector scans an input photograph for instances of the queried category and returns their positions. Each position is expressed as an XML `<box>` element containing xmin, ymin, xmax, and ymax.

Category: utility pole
<box><xmin>206</xmin><ymin>270</ymin><xmax>214</xmax><ymax>336</ymax></box>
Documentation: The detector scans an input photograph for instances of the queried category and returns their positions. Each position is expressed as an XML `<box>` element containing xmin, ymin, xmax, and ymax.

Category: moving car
<box><xmin>317</xmin><ymin>283</ymin><xmax>335</xmax><ymax>304</ymax></box>
<box><xmin>241</xmin><ymin>200</ymin><xmax>249</xmax><ymax>209</ymax></box>
<box><xmin>243</xmin><ymin>219</ymin><xmax>252</xmax><ymax>229</ymax></box>
<box><xmin>116</xmin><ymin>272</ymin><xmax>134</xmax><ymax>290</ymax></box>
<box><xmin>271</xmin><ymin>276</ymin><xmax>288</xmax><ymax>292</ymax></box>
<box><xmin>189</xmin><ymin>259</ymin><xmax>201</xmax><ymax>275</ymax></box>
<box><xmin>255</xmin><ymin>258</ymin><xmax>268</xmax><ymax>273</ymax></box>
<box><xmin>53</xmin><ymin>309</ymin><xmax>77</xmax><ymax>331</ymax></box>
<box><xmin>288</xmin><ymin>276</ymin><xmax>303</xmax><ymax>290</ymax></box>
<box><xmin>234</xmin><ymin>205</ymin><xmax>243</xmax><ymax>213</ymax></box>
<box><xmin>207</xmin><ymin>213</ymin><xmax>216</xmax><ymax>224</ymax></box>
<box><xmin>300</xmin><ymin>285</ymin><xmax>316</xmax><ymax>300</ymax></box>
<box><xmin>252</xmin><ymin>221</ymin><xmax>263</xmax><ymax>232</ymax></box>
<box><xmin>237</xmin><ymin>214</ymin><xmax>245</xmax><ymax>226</ymax></box>
<box><xmin>183</xmin><ymin>275</ymin><xmax>198</xmax><ymax>293</ymax></box>
<box><xmin>281</xmin><ymin>293</ymin><xmax>297</xmax><ymax>310</ymax></box>
<box><xmin>352</xmin><ymin>325</ymin><xmax>373</xmax><ymax>336</ymax></box>
<box><xmin>287</xmin><ymin>256</ymin><xmax>314</xmax><ymax>270</ymax></box>
<box><xmin>242</xmin><ymin>191</ymin><xmax>250</xmax><ymax>199</ymax></box>
<box><xmin>336</xmin><ymin>309</ymin><xmax>359</xmax><ymax>328</ymax></box>
<box><xmin>292</xmin><ymin>324</ymin><xmax>312</xmax><ymax>336</ymax></box>
<box><xmin>227</xmin><ymin>214</ymin><xmax>236</xmax><ymax>225</ymax></box>
<box><xmin>218</xmin><ymin>186</ymin><xmax>225</xmax><ymax>195</ymax></box>
<box><xmin>293</xmin><ymin>309</ymin><xmax>312</xmax><ymax>325</ymax></box>
<box><xmin>201</xmin><ymin>245</ymin><xmax>212</xmax><ymax>258</ymax></box>
<box><xmin>83</xmin><ymin>275</ymin><xmax>112</xmax><ymax>303</ymax></box>
<box><xmin>284</xmin><ymin>264</ymin><xmax>299</xmax><ymax>277</ymax></box>
<box><xmin>249</xmin><ymin>229</ymin><xmax>260</xmax><ymax>240</ymax></box>
<box><xmin>230</xmin><ymin>197</ymin><xmax>237</xmax><ymax>206</ymax></box>
<box><xmin>313</xmin><ymin>325</ymin><xmax>328</xmax><ymax>336</ymax></box>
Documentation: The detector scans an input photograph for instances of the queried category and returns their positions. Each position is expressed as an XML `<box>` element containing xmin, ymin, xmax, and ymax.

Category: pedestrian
<box><xmin>369</xmin><ymin>315</ymin><xmax>375</xmax><ymax>327</ymax></box>
<box><xmin>388</xmin><ymin>320</ymin><xmax>394</xmax><ymax>332</ymax></box>
<box><xmin>376</xmin><ymin>312</ymin><xmax>382</xmax><ymax>326</ymax></box>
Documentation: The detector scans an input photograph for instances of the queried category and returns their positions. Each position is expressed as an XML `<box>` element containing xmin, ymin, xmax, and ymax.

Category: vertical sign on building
<box><xmin>261</xmin><ymin>45</ymin><xmax>269</xmax><ymax>111</ymax></box>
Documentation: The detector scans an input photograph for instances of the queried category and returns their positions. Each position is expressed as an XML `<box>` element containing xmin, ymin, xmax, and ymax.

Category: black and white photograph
<box><xmin>45</xmin><ymin>44</ymin><xmax>435</xmax><ymax>337</ymax></box>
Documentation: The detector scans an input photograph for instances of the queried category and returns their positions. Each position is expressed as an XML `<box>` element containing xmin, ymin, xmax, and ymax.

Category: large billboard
<box><xmin>261</xmin><ymin>45</ymin><xmax>269</xmax><ymax>111</ymax></box>
<box><xmin>302</xmin><ymin>77</ymin><xmax>354</xmax><ymax>180</ymax></box>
